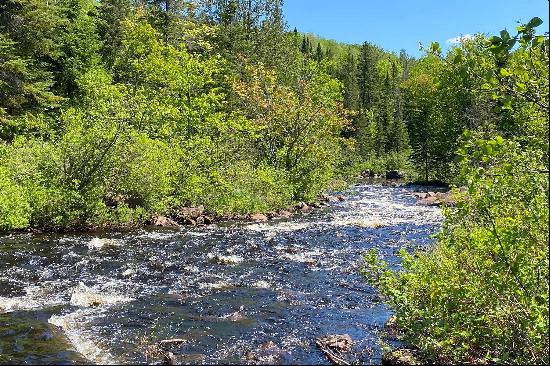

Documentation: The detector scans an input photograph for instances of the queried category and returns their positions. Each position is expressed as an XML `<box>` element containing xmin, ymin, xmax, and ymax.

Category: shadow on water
<box><xmin>0</xmin><ymin>184</ymin><xmax>443</xmax><ymax>365</ymax></box>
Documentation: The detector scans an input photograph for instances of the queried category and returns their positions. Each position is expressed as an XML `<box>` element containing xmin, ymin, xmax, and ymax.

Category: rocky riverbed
<box><xmin>0</xmin><ymin>183</ymin><xmax>443</xmax><ymax>365</ymax></box>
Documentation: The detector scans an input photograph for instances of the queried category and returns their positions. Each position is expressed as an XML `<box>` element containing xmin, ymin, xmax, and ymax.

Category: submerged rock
<box><xmin>207</xmin><ymin>254</ymin><xmax>243</xmax><ymax>265</ymax></box>
<box><xmin>87</xmin><ymin>238</ymin><xmax>121</xmax><ymax>250</ymax></box>
<box><xmin>245</xmin><ymin>341</ymin><xmax>286</xmax><ymax>364</ymax></box>
<box><xmin>316</xmin><ymin>334</ymin><xmax>353</xmax><ymax>353</ymax></box>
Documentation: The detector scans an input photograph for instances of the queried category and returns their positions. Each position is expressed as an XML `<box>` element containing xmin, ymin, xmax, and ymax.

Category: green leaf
<box><xmin>488</xmin><ymin>36</ymin><xmax>502</xmax><ymax>45</ymax></box>
<box><xmin>502</xmin><ymin>97</ymin><xmax>513</xmax><ymax>110</ymax></box>
<box><xmin>499</xmin><ymin>68</ymin><xmax>511</xmax><ymax>77</ymax></box>
<box><xmin>527</xmin><ymin>17</ymin><xmax>543</xmax><ymax>28</ymax></box>
<box><xmin>500</xmin><ymin>30</ymin><xmax>511</xmax><ymax>41</ymax></box>
<box><xmin>430</xmin><ymin>42</ymin><xmax>441</xmax><ymax>54</ymax></box>
<box><xmin>533</xmin><ymin>35</ymin><xmax>545</xmax><ymax>47</ymax></box>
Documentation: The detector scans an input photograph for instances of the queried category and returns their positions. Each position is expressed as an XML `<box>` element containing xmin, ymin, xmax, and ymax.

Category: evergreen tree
<box><xmin>315</xmin><ymin>42</ymin><xmax>323</xmax><ymax>62</ymax></box>
<box><xmin>54</xmin><ymin>0</ymin><xmax>102</xmax><ymax>97</ymax></box>
<box><xmin>358</xmin><ymin>42</ymin><xmax>380</xmax><ymax>109</ymax></box>
<box><xmin>340</xmin><ymin>51</ymin><xmax>360</xmax><ymax>110</ymax></box>
<box><xmin>97</xmin><ymin>0</ymin><xmax>133</xmax><ymax>67</ymax></box>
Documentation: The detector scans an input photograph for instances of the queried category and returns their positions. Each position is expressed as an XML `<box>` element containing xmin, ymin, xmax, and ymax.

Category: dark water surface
<box><xmin>0</xmin><ymin>184</ymin><xmax>442</xmax><ymax>365</ymax></box>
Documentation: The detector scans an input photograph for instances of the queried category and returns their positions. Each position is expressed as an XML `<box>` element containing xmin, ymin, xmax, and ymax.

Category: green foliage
<box><xmin>365</xmin><ymin>18</ymin><xmax>549</xmax><ymax>364</ymax></box>
<box><xmin>365</xmin><ymin>137</ymin><xmax>549</xmax><ymax>364</ymax></box>
<box><xmin>0</xmin><ymin>1</ymin><xmax>353</xmax><ymax>232</ymax></box>
<box><xmin>0</xmin><ymin>165</ymin><xmax>31</xmax><ymax>231</ymax></box>
<box><xmin>234</xmin><ymin>61</ymin><xmax>349</xmax><ymax>201</ymax></box>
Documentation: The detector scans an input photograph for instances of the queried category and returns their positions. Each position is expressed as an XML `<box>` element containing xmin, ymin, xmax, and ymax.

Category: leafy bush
<box><xmin>364</xmin><ymin>136</ymin><xmax>549</xmax><ymax>364</ymax></box>
<box><xmin>0</xmin><ymin>165</ymin><xmax>31</xmax><ymax>232</ymax></box>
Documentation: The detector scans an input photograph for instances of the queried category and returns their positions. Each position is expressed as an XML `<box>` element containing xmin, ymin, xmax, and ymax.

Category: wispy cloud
<box><xmin>446</xmin><ymin>34</ymin><xmax>474</xmax><ymax>45</ymax></box>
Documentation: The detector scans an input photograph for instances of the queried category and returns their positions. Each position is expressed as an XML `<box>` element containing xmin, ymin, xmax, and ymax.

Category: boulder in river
<box><xmin>174</xmin><ymin>205</ymin><xmax>205</xmax><ymax>223</ymax></box>
<box><xmin>386</xmin><ymin>170</ymin><xmax>405</xmax><ymax>180</ymax></box>
<box><xmin>250</xmin><ymin>213</ymin><xmax>268</xmax><ymax>222</ymax></box>
<box><xmin>150</xmin><ymin>216</ymin><xmax>180</xmax><ymax>228</ymax></box>
<box><xmin>277</xmin><ymin>209</ymin><xmax>292</xmax><ymax>218</ymax></box>
<box><xmin>416</xmin><ymin>191</ymin><xmax>456</xmax><ymax>207</ymax></box>
<box><xmin>361</xmin><ymin>169</ymin><xmax>375</xmax><ymax>178</ymax></box>
<box><xmin>320</xmin><ymin>194</ymin><xmax>331</xmax><ymax>202</ymax></box>
<box><xmin>195</xmin><ymin>216</ymin><xmax>205</xmax><ymax>225</ymax></box>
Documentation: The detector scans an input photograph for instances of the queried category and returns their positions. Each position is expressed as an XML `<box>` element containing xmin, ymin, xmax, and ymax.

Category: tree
<box><xmin>315</xmin><ymin>42</ymin><xmax>323</xmax><ymax>62</ymax></box>
<box><xmin>96</xmin><ymin>0</ymin><xmax>133</xmax><ymax>67</ymax></box>
<box><xmin>339</xmin><ymin>50</ymin><xmax>360</xmax><ymax>110</ymax></box>
<box><xmin>357</xmin><ymin>42</ymin><xmax>381</xmax><ymax>110</ymax></box>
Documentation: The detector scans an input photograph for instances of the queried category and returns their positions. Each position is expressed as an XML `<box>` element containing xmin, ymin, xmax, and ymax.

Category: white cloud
<box><xmin>446</xmin><ymin>34</ymin><xmax>474</xmax><ymax>45</ymax></box>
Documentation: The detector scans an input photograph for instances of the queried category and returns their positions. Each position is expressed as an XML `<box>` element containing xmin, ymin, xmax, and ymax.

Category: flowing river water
<box><xmin>0</xmin><ymin>183</ymin><xmax>443</xmax><ymax>365</ymax></box>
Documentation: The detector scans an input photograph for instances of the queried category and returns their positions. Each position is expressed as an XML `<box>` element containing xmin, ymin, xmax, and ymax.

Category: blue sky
<box><xmin>283</xmin><ymin>0</ymin><xmax>550</xmax><ymax>57</ymax></box>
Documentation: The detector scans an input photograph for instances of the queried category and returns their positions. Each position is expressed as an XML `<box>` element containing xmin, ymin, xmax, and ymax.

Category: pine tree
<box><xmin>0</xmin><ymin>0</ymin><xmax>65</xmax><ymax>138</ymax></box>
<box><xmin>97</xmin><ymin>0</ymin><xmax>133</xmax><ymax>67</ymax></box>
<box><xmin>358</xmin><ymin>42</ymin><xmax>381</xmax><ymax>110</ymax></box>
<box><xmin>340</xmin><ymin>51</ymin><xmax>360</xmax><ymax>110</ymax></box>
<box><xmin>315</xmin><ymin>42</ymin><xmax>323</xmax><ymax>62</ymax></box>
<box><xmin>54</xmin><ymin>0</ymin><xmax>102</xmax><ymax>97</ymax></box>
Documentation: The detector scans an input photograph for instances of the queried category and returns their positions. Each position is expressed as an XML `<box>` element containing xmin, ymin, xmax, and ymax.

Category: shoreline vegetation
<box><xmin>0</xmin><ymin>1</ymin><xmax>547</xmax><ymax>364</ymax></box>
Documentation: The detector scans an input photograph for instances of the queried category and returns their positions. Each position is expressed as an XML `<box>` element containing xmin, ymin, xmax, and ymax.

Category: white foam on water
<box><xmin>69</xmin><ymin>283</ymin><xmax>134</xmax><ymax>308</ymax></box>
<box><xmin>134</xmin><ymin>231</ymin><xmax>181</xmax><ymax>240</ymax></box>
<box><xmin>48</xmin><ymin>281</ymin><xmax>134</xmax><ymax>364</ymax></box>
<box><xmin>199</xmin><ymin>281</ymin><xmax>233</xmax><ymax>290</ymax></box>
<box><xmin>246</xmin><ymin>221</ymin><xmax>312</xmax><ymax>234</ymax></box>
<box><xmin>0</xmin><ymin>285</ymin><xmax>64</xmax><ymax>313</ymax></box>
<box><xmin>207</xmin><ymin>253</ymin><xmax>243</xmax><ymax>265</ymax></box>
<box><xmin>279</xmin><ymin>248</ymin><xmax>323</xmax><ymax>264</ymax></box>
<box><xmin>49</xmin><ymin>309</ymin><xmax>119</xmax><ymax>365</ymax></box>
<box><xmin>243</xmin><ymin>187</ymin><xmax>442</xmax><ymax>238</ymax></box>
<box><xmin>251</xmin><ymin>280</ymin><xmax>271</xmax><ymax>289</ymax></box>
<box><xmin>121</xmin><ymin>268</ymin><xmax>135</xmax><ymax>277</ymax></box>
<box><xmin>87</xmin><ymin>238</ymin><xmax>122</xmax><ymax>250</ymax></box>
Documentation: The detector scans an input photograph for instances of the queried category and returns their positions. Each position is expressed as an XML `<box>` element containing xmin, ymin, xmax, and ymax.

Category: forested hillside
<box><xmin>0</xmin><ymin>0</ymin><xmax>346</xmax><ymax>231</ymax></box>
<box><xmin>0</xmin><ymin>0</ymin><xmax>425</xmax><ymax>232</ymax></box>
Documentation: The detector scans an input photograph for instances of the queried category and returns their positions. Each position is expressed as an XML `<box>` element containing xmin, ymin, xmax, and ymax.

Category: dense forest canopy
<box><xmin>0</xmin><ymin>0</ymin><xmax>418</xmax><ymax>231</ymax></box>
<box><xmin>0</xmin><ymin>1</ymin><xmax>548</xmax><ymax>363</ymax></box>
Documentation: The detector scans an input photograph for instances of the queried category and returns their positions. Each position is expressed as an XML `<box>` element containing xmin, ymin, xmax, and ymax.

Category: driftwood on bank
<box><xmin>315</xmin><ymin>334</ymin><xmax>353</xmax><ymax>365</ymax></box>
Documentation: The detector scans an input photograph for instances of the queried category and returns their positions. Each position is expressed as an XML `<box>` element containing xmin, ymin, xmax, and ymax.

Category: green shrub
<box><xmin>0</xmin><ymin>166</ymin><xmax>31</xmax><ymax>232</ymax></box>
<box><xmin>364</xmin><ymin>137</ymin><xmax>549</xmax><ymax>364</ymax></box>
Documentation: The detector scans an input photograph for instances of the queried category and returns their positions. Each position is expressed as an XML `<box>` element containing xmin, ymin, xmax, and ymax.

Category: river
<box><xmin>0</xmin><ymin>183</ymin><xmax>442</xmax><ymax>365</ymax></box>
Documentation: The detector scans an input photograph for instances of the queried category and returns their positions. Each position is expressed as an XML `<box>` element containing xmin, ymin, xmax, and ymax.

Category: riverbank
<box><xmin>3</xmin><ymin>176</ymin><xmax>456</xmax><ymax>236</ymax></box>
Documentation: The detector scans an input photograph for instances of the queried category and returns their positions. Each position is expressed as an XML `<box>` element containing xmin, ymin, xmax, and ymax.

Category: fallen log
<box><xmin>315</xmin><ymin>339</ymin><xmax>351</xmax><ymax>366</ymax></box>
